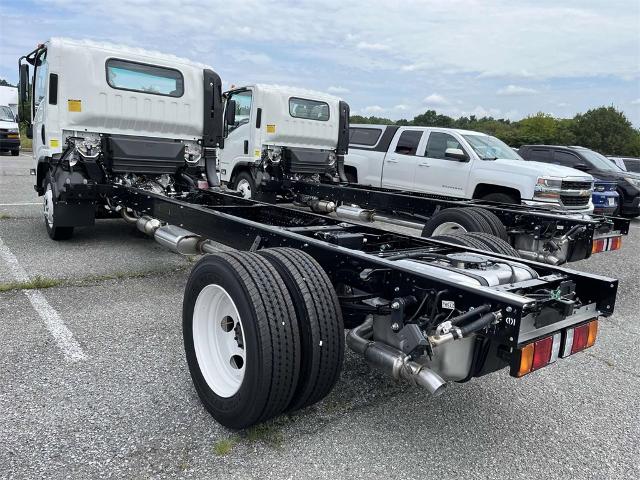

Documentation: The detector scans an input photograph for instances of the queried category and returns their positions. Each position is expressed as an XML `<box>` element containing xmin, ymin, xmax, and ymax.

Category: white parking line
<box><xmin>0</xmin><ymin>202</ymin><xmax>41</xmax><ymax>206</ymax></box>
<box><xmin>0</xmin><ymin>236</ymin><xmax>87</xmax><ymax>361</ymax></box>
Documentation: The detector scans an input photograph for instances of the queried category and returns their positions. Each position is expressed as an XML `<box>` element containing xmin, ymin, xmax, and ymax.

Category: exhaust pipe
<box><xmin>134</xmin><ymin>215</ymin><xmax>219</xmax><ymax>255</ymax></box>
<box><xmin>346</xmin><ymin>317</ymin><xmax>446</xmax><ymax>396</ymax></box>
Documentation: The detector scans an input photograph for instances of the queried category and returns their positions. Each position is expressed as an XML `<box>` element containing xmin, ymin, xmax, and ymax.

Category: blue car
<box><xmin>592</xmin><ymin>179</ymin><xmax>619</xmax><ymax>215</ymax></box>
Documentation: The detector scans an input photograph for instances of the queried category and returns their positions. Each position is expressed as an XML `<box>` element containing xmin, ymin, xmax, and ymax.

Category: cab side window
<box><xmin>525</xmin><ymin>148</ymin><xmax>552</xmax><ymax>163</ymax></box>
<box><xmin>33</xmin><ymin>51</ymin><xmax>49</xmax><ymax>110</ymax></box>
<box><xmin>227</xmin><ymin>90</ymin><xmax>252</xmax><ymax>133</ymax></box>
<box><xmin>394</xmin><ymin>130</ymin><xmax>422</xmax><ymax>155</ymax></box>
<box><xmin>424</xmin><ymin>132</ymin><xmax>464</xmax><ymax>159</ymax></box>
<box><xmin>553</xmin><ymin>151</ymin><xmax>581</xmax><ymax>168</ymax></box>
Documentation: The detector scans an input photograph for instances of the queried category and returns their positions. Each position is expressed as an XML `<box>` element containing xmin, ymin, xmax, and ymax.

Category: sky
<box><xmin>1</xmin><ymin>0</ymin><xmax>639</xmax><ymax>125</ymax></box>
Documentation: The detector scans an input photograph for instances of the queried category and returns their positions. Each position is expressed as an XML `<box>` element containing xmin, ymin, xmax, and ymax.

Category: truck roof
<box><xmin>350</xmin><ymin>124</ymin><xmax>489</xmax><ymax>136</ymax></box>
<box><xmin>47</xmin><ymin>37</ymin><xmax>213</xmax><ymax>70</ymax></box>
<box><xmin>241</xmin><ymin>84</ymin><xmax>342</xmax><ymax>103</ymax></box>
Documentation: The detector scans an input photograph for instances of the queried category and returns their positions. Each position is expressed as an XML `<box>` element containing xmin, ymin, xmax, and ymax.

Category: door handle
<box><xmin>386</xmin><ymin>158</ymin><xmax>399</xmax><ymax>164</ymax></box>
<box><xmin>418</xmin><ymin>162</ymin><xmax>430</xmax><ymax>167</ymax></box>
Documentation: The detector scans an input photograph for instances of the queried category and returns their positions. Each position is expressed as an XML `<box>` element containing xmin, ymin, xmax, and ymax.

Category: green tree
<box><xmin>571</xmin><ymin>106</ymin><xmax>638</xmax><ymax>155</ymax></box>
<box><xmin>0</xmin><ymin>78</ymin><xmax>16</xmax><ymax>87</ymax></box>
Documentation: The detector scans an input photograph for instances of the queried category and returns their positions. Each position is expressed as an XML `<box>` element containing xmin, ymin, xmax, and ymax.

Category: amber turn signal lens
<box><xmin>586</xmin><ymin>320</ymin><xmax>598</xmax><ymax>348</ymax></box>
<box><xmin>517</xmin><ymin>343</ymin><xmax>535</xmax><ymax>377</ymax></box>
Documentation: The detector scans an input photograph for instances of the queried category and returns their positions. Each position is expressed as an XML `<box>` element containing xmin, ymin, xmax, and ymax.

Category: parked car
<box><xmin>345</xmin><ymin>125</ymin><xmax>595</xmax><ymax>213</ymax></box>
<box><xmin>609</xmin><ymin>156</ymin><xmax>640</xmax><ymax>174</ymax></box>
<box><xmin>592</xmin><ymin>179</ymin><xmax>619</xmax><ymax>215</ymax></box>
<box><xmin>519</xmin><ymin>145</ymin><xmax>640</xmax><ymax>217</ymax></box>
<box><xmin>0</xmin><ymin>105</ymin><xmax>20</xmax><ymax>156</ymax></box>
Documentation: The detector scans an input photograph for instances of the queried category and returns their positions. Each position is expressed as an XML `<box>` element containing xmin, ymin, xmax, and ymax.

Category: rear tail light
<box><xmin>514</xmin><ymin>332</ymin><xmax>561</xmax><ymax>377</ymax></box>
<box><xmin>562</xmin><ymin>319</ymin><xmax>598</xmax><ymax>357</ymax></box>
<box><xmin>592</xmin><ymin>236</ymin><xmax>622</xmax><ymax>254</ymax></box>
<box><xmin>513</xmin><ymin>319</ymin><xmax>598</xmax><ymax>377</ymax></box>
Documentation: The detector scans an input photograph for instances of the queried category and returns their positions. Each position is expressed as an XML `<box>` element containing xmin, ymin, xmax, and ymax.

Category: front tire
<box><xmin>234</xmin><ymin>171</ymin><xmax>256</xmax><ymax>200</ymax></box>
<box><xmin>43</xmin><ymin>173</ymin><xmax>74</xmax><ymax>241</ymax></box>
<box><xmin>183</xmin><ymin>251</ymin><xmax>301</xmax><ymax>429</ymax></box>
<box><xmin>11</xmin><ymin>150</ymin><xmax>19</xmax><ymax>156</ymax></box>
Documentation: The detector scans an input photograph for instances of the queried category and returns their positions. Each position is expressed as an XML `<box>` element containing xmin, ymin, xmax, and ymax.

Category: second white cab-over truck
<box><xmin>345</xmin><ymin>124</ymin><xmax>595</xmax><ymax>213</ymax></box>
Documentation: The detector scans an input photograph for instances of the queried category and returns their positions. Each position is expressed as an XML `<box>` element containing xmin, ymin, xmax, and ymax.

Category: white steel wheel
<box><xmin>431</xmin><ymin>221</ymin><xmax>467</xmax><ymax>236</ymax></box>
<box><xmin>236</xmin><ymin>178</ymin><xmax>252</xmax><ymax>199</ymax></box>
<box><xmin>193</xmin><ymin>284</ymin><xmax>246</xmax><ymax>398</ymax></box>
<box><xmin>43</xmin><ymin>183</ymin><xmax>54</xmax><ymax>228</ymax></box>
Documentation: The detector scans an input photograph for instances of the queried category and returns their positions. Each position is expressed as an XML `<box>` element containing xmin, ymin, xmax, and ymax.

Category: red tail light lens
<box><xmin>592</xmin><ymin>236</ymin><xmax>622</xmax><ymax>254</ymax></box>
<box><xmin>571</xmin><ymin>323</ymin><xmax>590</xmax><ymax>354</ymax></box>
<box><xmin>531</xmin><ymin>336</ymin><xmax>553</xmax><ymax>371</ymax></box>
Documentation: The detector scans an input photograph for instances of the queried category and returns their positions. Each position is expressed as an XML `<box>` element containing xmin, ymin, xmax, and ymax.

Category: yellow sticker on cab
<box><xmin>68</xmin><ymin>99</ymin><xmax>82</xmax><ymax>112</ymax></box>
<box><xmin>266</xmin><ymin>124</ymin><xmax>276</xmax><ymax>133</ymax></box>
<box><xmin>50</xmin><ymin>139</ymin><xmax>60</xmax><ymax>148</ymax></box>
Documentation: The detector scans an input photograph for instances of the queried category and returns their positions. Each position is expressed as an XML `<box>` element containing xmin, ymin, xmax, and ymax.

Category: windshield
<box><xmin>577</xmin><ymin>148</ymin><xmax>621</xmax><ymax>172</ymax></box>
<box><xmin>463</xmin><ymin>134</ymin><xmax>522</xmax><ymax>161</ymax></box>
<box><xmin>0</xmin><ymin>106</ymin><xmax>15</xmax><ymax>122</ymax></box>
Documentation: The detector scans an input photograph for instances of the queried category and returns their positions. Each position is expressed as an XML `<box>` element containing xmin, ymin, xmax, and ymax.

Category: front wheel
<box><xmin>234</xmin><ymin>171</ymin><xmax>256</xmax><ymax>200</ymax></box>
<box><xmin>11</xmin><ymin>150</ymin><xmax>19</xmax><ymax>156</ymax></box>
<box><xmin>43</xmin><ymin>173</ymin><xmax>74</xmax><ymax>240</ymax></box>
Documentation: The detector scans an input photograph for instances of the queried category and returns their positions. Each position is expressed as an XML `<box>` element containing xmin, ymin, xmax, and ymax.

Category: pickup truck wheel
<box><xmin>183</xmin><ymin>251</ymin><xmax>301</xmax><ymax>429</ymax></box>
<box><xmin>234</xmin><ymin>171</ymin><xmax>255</xmax><ymax>200</ymax></box>
<box><xmin>481</xmin><ymin>192</ymin><xmax>518</xmax><ymax>204</ymax></box>
<box><xmin>467</xmin><ymin>208</ymin><xmax>509</xmax><ymax>241</ymax></box>
<box><xmin>258</xmin><ymin>248</ymin><xmax>344</xmax><ymax>412</ymax></box>
<box><xmin>422</xmin><ymin>208</ymin><xmax>493</xmax><ymax>237</ymax></box>
<box><xmin>43</xmin><ymin>173</ymin><xmax>74</xmax><ymax>241</ymax></box>
<box><xmin>11</xmin><ymin>150</ymin><xmax>20</xmax><ymax>156</ymax></box>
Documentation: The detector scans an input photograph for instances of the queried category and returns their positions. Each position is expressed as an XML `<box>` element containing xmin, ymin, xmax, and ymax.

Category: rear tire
<box><xmin>432</xmin><ymin>233</ymin><xmax>489</xmax><ymax>250</ymax></box>
<box><xmin>421</xmin><ymin>208</ymin><xmax>493</xmax><ymax>237</ymax></box>
<box><xmin>461</xmin><ymin>232</ymin><xmax>521</xmax><ymax>257</ymax></box>
<box><xmin>258</xmin><ymin>248</ymin><xmax>344</xmax><ymax>412</ymax></box>
<box><xmin>467</xmin><ymin>208</ymin><xmax>508</xmax><ymax>241</ymax></box>
<box><xmin>43</xmin><ymin>172</ymin><xmax>74</xmax><ymax>241</ymax></box>
<box><xmin>183</xmin><ymin>251</ymin><xmax>301</xmax><ymax>429</ymax></box>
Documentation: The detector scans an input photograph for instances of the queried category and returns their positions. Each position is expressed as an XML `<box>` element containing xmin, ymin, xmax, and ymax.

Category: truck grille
<box><xmin>561</xmin><ymin>195</ymin><xmax>590</xmax><ymax>206</ymax></box>
<box><xmin>562</xmin><ymin>180</ymin><xmax>592</xmax><ymax>190</ymax></box>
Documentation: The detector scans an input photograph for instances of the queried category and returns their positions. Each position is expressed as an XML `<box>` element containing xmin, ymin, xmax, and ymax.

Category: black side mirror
<box><xmin>19</xmin><ymin>63</ymin><xmax>29</xmax><ymax>104</ymax></box>
<box><xmin>445</xmin><ymin>147</ymin><xmax>468</xmax><ymax>162</ymax></box>
<box><xmin>224</xmin><ymin>100</ymin><xmax>236</xmax><ymax>127</ymax></box>
<box><xmin>26</xmin><ymin>124</ymin><xmax>33</xmax><ymax>139</ymax></box>
<box><xmin>573</xmin><ymin>163</ymin><xmax>590</xmax><ymax>172</ymax></box>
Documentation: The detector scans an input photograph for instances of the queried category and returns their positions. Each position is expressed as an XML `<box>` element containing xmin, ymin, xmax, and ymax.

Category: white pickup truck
<box><xmin>345</xmin><ymin>124</ymin><xmax>594</xmax><ymax>212</ymax></box>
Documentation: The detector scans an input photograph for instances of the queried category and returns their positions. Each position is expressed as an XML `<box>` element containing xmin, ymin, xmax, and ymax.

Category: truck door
<box><xmin>219</xmin><ymin>89</ymin><xmax>254</xmax><ymax>183</ymax></box>
<box><xmin>417</xmin><ymin>131</ymin><xmax>471</xmax><ymax>197</ymax></box>
<box><xmin>381</xmin><ymin>128</ymin><xmax>423</xmax><ymax>190</ymax></box>
<box><xmin>32</xmin><ymin>49</ymin><xmax>49</xmax><ymax>166</ymax></box>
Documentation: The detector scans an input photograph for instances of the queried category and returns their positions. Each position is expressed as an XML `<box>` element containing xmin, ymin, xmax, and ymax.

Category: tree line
<box><xmin>351</xmin><ymin>106</ymin><xmax>640</xmax><ymax>157</ymax></box>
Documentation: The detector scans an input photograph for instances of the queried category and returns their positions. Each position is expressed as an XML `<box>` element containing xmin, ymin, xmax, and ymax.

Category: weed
<box><xmin>212</xmin><ymin>438</ymin><xmax>234</xmax><ymax>456</ymax></box>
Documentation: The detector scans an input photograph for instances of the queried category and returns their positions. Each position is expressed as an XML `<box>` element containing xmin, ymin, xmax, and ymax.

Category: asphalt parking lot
<box><xmin>1</xmin><ymin>151</ymin><xmax>639</xmax><ymax>480</ymax></box>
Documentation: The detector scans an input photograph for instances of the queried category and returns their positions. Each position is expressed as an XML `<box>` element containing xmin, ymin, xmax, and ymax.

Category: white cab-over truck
<box><xmin>345</xmin><ymin>124</ymin><xmax>595</xmax><ymax>213</ymax></box>
<box><xmin>0</xmin><ymin>86</ymin><xmax>20</xmax><ymax>156</ymax></box>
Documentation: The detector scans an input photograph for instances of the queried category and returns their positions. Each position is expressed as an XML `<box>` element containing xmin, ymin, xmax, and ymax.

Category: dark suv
<box><xmin>519</xmin><ymin>145</ymin><xmax>640</xmax><ymax>217</ymax></box>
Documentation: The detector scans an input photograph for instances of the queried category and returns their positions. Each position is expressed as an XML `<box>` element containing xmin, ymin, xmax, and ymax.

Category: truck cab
<box><xmin>219</xmin><ymin>85</ymin><xmax>349</xmax><ymax>199</ymax></box>
<box><xmin>346</xmin><ymin>125</ymin><xmax>595</xmax><ymax>213</ymax></box>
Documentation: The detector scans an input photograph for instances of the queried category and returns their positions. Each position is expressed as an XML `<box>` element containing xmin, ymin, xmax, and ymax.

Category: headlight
<box><xmin>534</xmin><ymin>177</ymin><xmax>562</xmax><ymax>201</ymax></box>
<box><xmin>624</xmin><ymin>176</ymin><xmax>640</xmax><ymax>189</ymax></box>
<box><xmin>8</xmin><ymin>128</ymin><xmax>19</xmax><ymax>134</ymax></box>
<box><xmin>327</xmin><ymin>152</ymin><xmax>337</xmax><ymax>166</ymax></box>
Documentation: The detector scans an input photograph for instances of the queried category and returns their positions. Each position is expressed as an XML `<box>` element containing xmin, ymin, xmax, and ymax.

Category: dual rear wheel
<box><xmin>183</xmin><ymin>248</ymin><xmax>344</xmax><ymax>429</ymax></box>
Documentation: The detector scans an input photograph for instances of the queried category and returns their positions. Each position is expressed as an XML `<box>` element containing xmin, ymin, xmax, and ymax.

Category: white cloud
<box><xmin>394</xmin><ymin>104</ymin><xmax>410</xmax><ymax>111</ymax></box>
<box><xmin>497</xmin><ymin>85</ymin><xmax>539</xmax><ymax>96</ymax></box>
<box><xmin>234</xmin><ymin>51</ymin><xmax>271</xmax><ymax>65</ymax></box>
<box><xmin>362</xmin><ymin>105</ymin><xmax>386</xmax><ymax>114</ymax></box>
<box><xmin>327</xmin><ymin>86</ymin><xmax>350</xmax><ymax>94</ymax></box>
<box><xmin>631</xmin><ymin>99</ymin><xmax>640</xmax><ymax>105</ymax></box>
<box><xmin>356</xmin><ymin>41</ymin><xmax>390</xmax><ymax>52</ymax></box>
<box><xmin>423</xmin><ymin>94</ymin><xmax>450</xmax><ymax>107</ymax></box>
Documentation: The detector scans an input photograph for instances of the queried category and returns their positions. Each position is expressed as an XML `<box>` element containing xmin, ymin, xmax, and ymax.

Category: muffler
<box><xmin>346</xmin><ymin>317</ymin><xmax>446</xmax><ymax>396</ymax></box>
<box><xmin>134</xmin><ymin>215</ymin><xmax>217</xmax><ymax>255</ymax></box>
